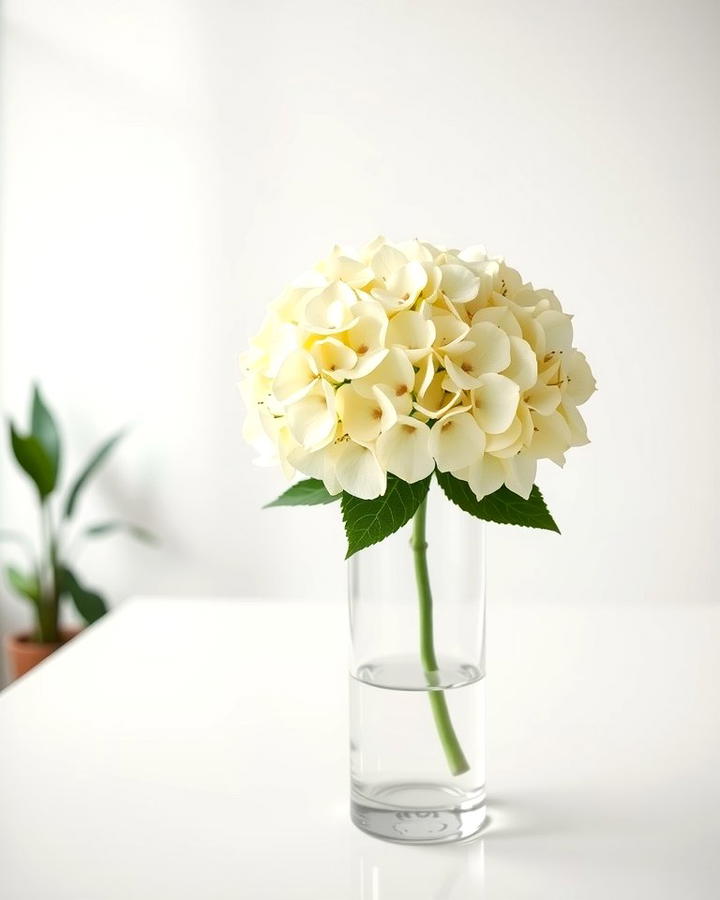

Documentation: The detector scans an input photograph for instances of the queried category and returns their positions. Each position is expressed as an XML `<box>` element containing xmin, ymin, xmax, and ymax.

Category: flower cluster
<box><xmin>240</xmin><ymin>238</ymin><xmax>595</xmax><ymax>501</ymax></box>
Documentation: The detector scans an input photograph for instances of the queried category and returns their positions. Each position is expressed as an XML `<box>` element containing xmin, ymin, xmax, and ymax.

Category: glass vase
<box><xmin>348</xmin><ymin>481</ymin><xmax>487</xmax><ymax>844</ymax></box>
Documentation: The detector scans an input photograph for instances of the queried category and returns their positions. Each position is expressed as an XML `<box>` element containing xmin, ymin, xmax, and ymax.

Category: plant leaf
<box><xmin>435</xmin><ymin>470</ymin><xmax>560</xmax><ymax>533</ymax></box>
<box><xmin>83</xmin><ymin>521</ymin><xmax>157</xmax><ymax>543</ymax></box>
<box><xmin>341</xmin><ymin>475</ymin><xmax>431</xmax><ymax>559</ymax></box>
<box><xmin>9</xmin><ymin>424</ymin><xmax>57</xmax><ymax>499</ymax></box>
<box><xmin>63</xmin><ymin>430</ymin><xmax>125</xmax><ymax>519</ymax></box>
<box><xmin>31</xmin><ymin>385</ymin><xmax>61</xmax><ymax>483</ymax></box>
<box><xmin>59</xmin><ymin>567</ymin><xmax>108</xmax><ymax>623</ymax></box>
<box><xmin>5</xmin><ymin>565</ymin><xmax>40</xmax><ymax>602</ymax></box>
<box><xmin>264</xmin><ymin>478</ymin><xmax>340</xmax><ymax>508</ymax></box>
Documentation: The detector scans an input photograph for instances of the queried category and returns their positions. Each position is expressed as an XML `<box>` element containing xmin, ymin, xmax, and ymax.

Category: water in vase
<box><xmin>350</xmin><ymin>654</ymin><xmax>486</xmax><ymax>843</ymax></box>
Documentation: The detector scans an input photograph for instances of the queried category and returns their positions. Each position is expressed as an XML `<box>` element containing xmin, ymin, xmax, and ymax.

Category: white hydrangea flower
<box><xmin>240</xmin><ymin>238</ymin><xmax>596</xmax><ymax>501</ymax></box>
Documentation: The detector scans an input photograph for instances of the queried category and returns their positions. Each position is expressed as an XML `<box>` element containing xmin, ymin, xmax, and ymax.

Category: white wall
<box><xmin>1</xmin><ymin>0</ymin><xmax>718</xmax><ymax>655</ymax></box>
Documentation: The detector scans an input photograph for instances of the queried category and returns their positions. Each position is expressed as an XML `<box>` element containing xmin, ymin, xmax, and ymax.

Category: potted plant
<box><xmin>1</xmin><ymin>386</ymin><xmax>153</xmax><ymax>680</ymax></box>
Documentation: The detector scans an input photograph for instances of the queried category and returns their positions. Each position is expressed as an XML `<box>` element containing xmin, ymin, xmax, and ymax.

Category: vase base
<box><xmin>351</xmin><ymin>782</ymin><xmax>486</xmax><ymax>844</ymax></box>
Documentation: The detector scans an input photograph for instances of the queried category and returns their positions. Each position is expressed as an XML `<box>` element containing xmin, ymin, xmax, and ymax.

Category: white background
<box><xmin>1</xmin><ymin>0</ymin><xmax>718</xmax><ymax>674</ymax></box>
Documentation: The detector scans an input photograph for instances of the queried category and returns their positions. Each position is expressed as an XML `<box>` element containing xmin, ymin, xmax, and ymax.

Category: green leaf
<box><xmin>9</xmin><ymin>424</ymin><xmax>57</xmax><ymax>499</ymax></box>
<box><xmin>59</xmin><ymin>567</ymin><xmax>108</xmax><ymax>624</ymax></box>
<box><xmin>83</xmin><ymin>521</ymin><xmax>157</xmax><ymax>543</ymax></box>
<box><xmin>63</xmin><ymin>430</ymin><xmax>125</xmax><ymax>519</ymax></box>
<box><xmin>341</xmin><ymin>475</ymin><xmax>432</xmax><ymax>559</ymax></box>
<box><xmin>5</xmin><ymin>565</ymin><xmax>40</xmax><ymax>602</ymax></box>
<box><xmin>435</xmin><ymin>470</ymin><xmax>560</xmax><ymax>533</ymax></box>
<box><xmin>264</xmin><ymin>478</ymin><xmax>340</xmax><ymax>508</ymax></box>
<box><xmin>31</xmin><ymin>385</ymin><xmax>61</xmax><ymax>484</ymax></box>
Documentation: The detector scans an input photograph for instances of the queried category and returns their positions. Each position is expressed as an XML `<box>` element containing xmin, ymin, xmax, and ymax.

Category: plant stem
<box><xmin>36</xmin><ymin>595</ymin><xmax>58</xmax><ymax>644</ymax></box>
<box><xmin>37</xmin><ymin>502</ymin><xmax>59</xmax><ymax>644</ymax></box>
<box><xmin>411</xmin><ymin>496</ymin><xmax>470</xmax><ymax>776</ymax></box>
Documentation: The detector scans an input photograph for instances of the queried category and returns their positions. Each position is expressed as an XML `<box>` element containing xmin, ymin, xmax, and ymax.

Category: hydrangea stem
<box><xmin>411</xmin><ymin>496</ymin><xmax>470</xmax><ymax>776</ymax></box>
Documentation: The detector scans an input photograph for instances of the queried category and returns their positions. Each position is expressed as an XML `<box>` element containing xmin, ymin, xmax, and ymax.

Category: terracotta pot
<box><xmin>4</xmin><ymin>629</ymin><xmax>81</xmax><ymax>681</ymax></box>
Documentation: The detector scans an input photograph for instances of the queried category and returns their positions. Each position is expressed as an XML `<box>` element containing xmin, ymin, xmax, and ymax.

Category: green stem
<box><xmin>411</xmin><ymin>496</ymin><xmax>470</xmax><ymax>776</ymax></box>
<box><xmin>35</xmin><ymin>597</ymin><xmax>58</xmax><ymax>644</ymax></box>
<box><xmin>36</xmin><ymin>502</ymin><xmax>60</xmax><ymax>644</ymax></box>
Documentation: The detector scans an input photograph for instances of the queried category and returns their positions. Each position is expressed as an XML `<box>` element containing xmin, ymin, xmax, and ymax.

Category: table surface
<box><xmin>1</xmin><ymin>597</ymin><xmax>718</xmax><ymax>899</ymax></box>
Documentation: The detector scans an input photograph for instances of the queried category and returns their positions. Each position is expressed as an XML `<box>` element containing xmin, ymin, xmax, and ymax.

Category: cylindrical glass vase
<box><xmin>348</xmin><ymin>481</ymin><xmax>486</xmax><ymax>844</ymax></box>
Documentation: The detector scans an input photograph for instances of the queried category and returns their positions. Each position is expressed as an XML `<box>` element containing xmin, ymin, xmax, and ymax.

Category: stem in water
<box><xmin>411</xmin><ymin>496</ymin><xmax>470</xmax><ymax>776</ymax></box>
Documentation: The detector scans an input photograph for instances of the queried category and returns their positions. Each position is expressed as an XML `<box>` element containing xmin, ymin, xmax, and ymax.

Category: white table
<box><xmin>1</xmin><ymin>598</ymin><xmax>718</xmax><ymax>899</ymax></box>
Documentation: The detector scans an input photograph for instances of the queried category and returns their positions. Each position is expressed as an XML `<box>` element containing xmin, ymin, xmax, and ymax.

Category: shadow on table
<box><xmin>485</xmin><ymin>793</ymin><xmax>613</xmax><ymax>841</ymax></box>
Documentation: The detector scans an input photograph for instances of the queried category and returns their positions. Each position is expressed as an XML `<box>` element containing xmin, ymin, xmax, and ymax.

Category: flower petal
<box><xmin>372</xmin><ymin>261</ymin><xmax>428</xmax><ymax>313</ymax></box>
<box><xmin>376</xmin><ymin>416</ymin><xmax>435</xmax><ymax>483</ymax></box>
<box><xmin>501</xmin><ymin>450</ymin><xmax>537</xmax><ymax>499</ymax></box>
<box><xmin>370</xmin><ymin>244</ymin><xmax>407</xmax><ymax>280</ymax></box>
<box><xmin>344</xmin><ymin>302</ymin><xmax>387</xmax><ymax>355</ymax></box>
<box><xmin>343</xmin><ymin>349</ymin><xmax>389</xmax><ymax>380</ymax></box>
<box><xmin>430</xmin><ymin>409</ymin><xmax>486</xmax><ymax>472</ymax></box>
<box><xmin>317</xmin><ymin>247</ymin><xmax>372</xmax><ymax>288</ymax></box>
<box><xmin>360</xmin><ymin>235</ymin><xmax>387</xmax><ymax>263</ymax></box>
<box><xmin>472</xmin><ymin>306</ymin><xmax>522</xmax><ymax>338</ymax></box>
<box><xmin>272</xmin><ymin>349</ymin><xmax>319</xmax><ymax>404</ymax></box>
<box><xmin>336</xmin><ymin>384</ymin><xmax>397</xmax><ymax>443</ymax></box>
<box><xmin>458</xmin><ymin>245</ymin><xmax>488</xmax><ymax>263</ymax></box>
<box><xmin>386</xmin><ymin>310</ymin><xmax>436</xmax><ymax>362</ymax></box>
<box><xmin>394</xmin><ymin>240</ymin><xmax>433</xmax><ymax>262</ymax></box>
<box><xmin>514</xmin><ymin>308</ymin><xmax>546</xmax><ymax>357</ymax></box>
<box><xmin>563</xmin><ymin>350</ymin><xmax>596</xmax><ymax>405</ymax></box>
<box><xmin>354</xmin><ymin>348</ymin><xmax>415</xmax><ymax>405</ymax></box>
<box><xmin>243</xmin><ymin>403</ymin><xmax>281</xmax><ymax>462</ymax></box>
<box><xmin>465</xmin><ymin>322</ymin><xmax>513</xmax><ymax>372</ymax></box>
<box><xmin>517</xmin><ymin>400</ymin><xmax>535</xmax><ymax>445</ymax></box>
<box><xmin>536</xmin><ymin>309</ymin><xmax>573</xmax><ymax>354</ymax></box>
<box><xmin>440</xmin><ymin>264</ymin><xmax>481</xmax><ymax>303</ymax></box>
<box><xmin>311</xmin><ymin>338</ymin><xmax>358</xmax><ymax>379</ymax></box>
<box><xmin>502</xmin><ymin>336</ymin><xmax>538</xmax><ymax>392</ymax></box>
<box><xmin>494</xmin><ymin>264</ymin><xmax>523</xmax><ymax>299</ymax></box>
<box><xmin>485</xmin><ymin>415</ymin><xmax>522</xmax><ymax>453</ymax></box>
<box><xmin>429</xmin><ymin>312</ymin><xmax>470</xmax><ymax>352</ymax></box>
<box><xmin>559</xmin><ymin>401</ymin><xmax>590</xmax><ymax>447</ymax></box>
<box><xmin>288</xmin><ymin>443</ymin><xmax>327</xmax><ymax>480</ymax></box>
<box><xmin>339</xmin><ymin>301</ymin><xmax>389</xmax><ymax>378</ymax></box>
<box><xmin>530</xmin><ymin>410</ymin><xmax>571</xmax><ymax>466</ymax></box>
<box><xmin>414</xmin><ymin>369</ymin><xmax>462</xmax><ymax>419</ymax></box>
<box><xmin>525</xmin><ymin>380</ymin><xmax>561</xmax><ymax>415</ymax></box>
<box><xmin>271</xmin><ymin>274</ymin><xmax>327</xmax><ymax>323</ymax></box>
<box><xmin>335</xmin><ymin>440</ymin><xmax>387</xmax><ymax>499</ymax></box>
<box><xmin>444</xmin><ymin>322</ymin><xmax>511</xmax><ymax>388</ymax></box>
<box><xmin>285</xmin><ymin>379</ymin><xmax>337</xmax><ymax>450</ymax></box>
<box><xmin>376</xmin><ymin>383</ymin><xmax>413</xmax><ymax>416</ymax></box>
<box><xmin>302</xmin><ymin>282</ymin><xmax>359</xmax><ymax>334</ymax></box>
<box><xmin>534</xmin><ymin>288</ymin><xmax>562</xmax><ymax>310</ymax></box>
<box><xmin>415</xmin><ymin>353</ymin><xmax>436</xmax><ymax>398</ymax></box>
<box><xmin>418</xmin><ymin>263</ymin><xmax>442</xmax><ymax>303</ymax></box>
<box><xmin>467</xmin><ymin>453</ymin><xmax>505</xmax><ymax>500</ymax></box>
<box><xmin>287</xmin><ymin>433</ymin><xmax>342</xmax><ymax>495</ymax></box>
<box><xmin>472</xmin><ymin>373</ymin><xmax>520</xmax><ymax>434</ymax></box>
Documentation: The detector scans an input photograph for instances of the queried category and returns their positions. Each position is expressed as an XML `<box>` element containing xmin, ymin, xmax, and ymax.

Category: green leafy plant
<box><xmin>1</xmin><ymin>386</ymin><xmax>154</xmax><ymax>643</ymax></box>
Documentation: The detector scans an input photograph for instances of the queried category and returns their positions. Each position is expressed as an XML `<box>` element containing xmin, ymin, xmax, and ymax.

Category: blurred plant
<box><xmin>1</xmin><ymin>385</ymin><xmax>154</xmax><ymax>643</ymax></box>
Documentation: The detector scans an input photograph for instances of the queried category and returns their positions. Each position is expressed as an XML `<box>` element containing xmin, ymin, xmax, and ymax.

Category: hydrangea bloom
<box><xmin>240</xmin><ymin>238</ymin><xmax>595</xmax><ymax>501</ymax></box>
